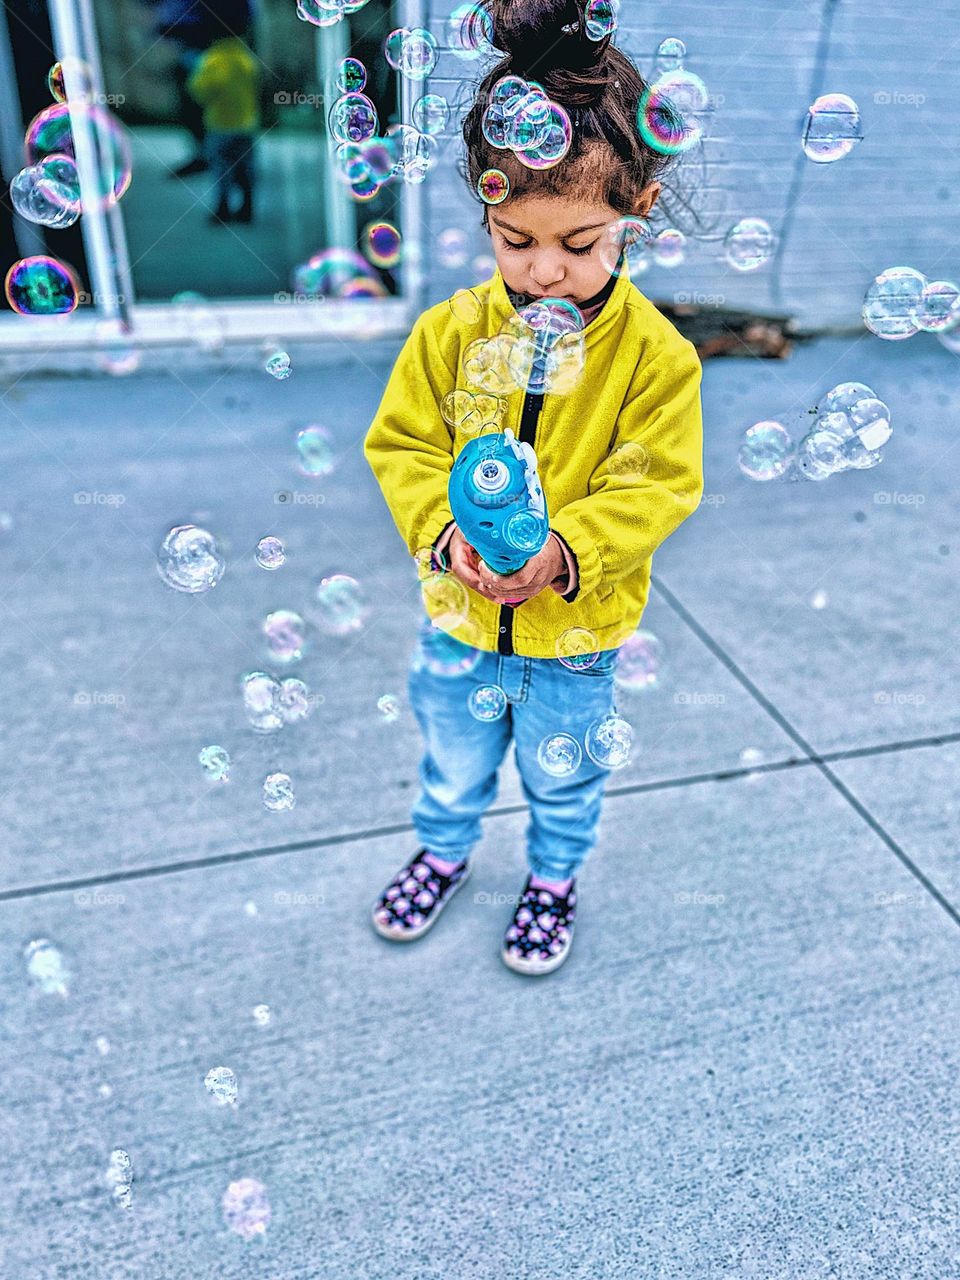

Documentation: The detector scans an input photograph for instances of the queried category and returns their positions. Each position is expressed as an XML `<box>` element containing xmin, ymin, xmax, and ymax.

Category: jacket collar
<box><xmin>488</xmin><ymin>264</ymin><xmax>632</xmax><ymax>344</ymax></box>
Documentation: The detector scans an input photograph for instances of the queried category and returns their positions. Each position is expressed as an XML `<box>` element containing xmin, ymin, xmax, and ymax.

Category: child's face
<box><xmin>487</xmin><ymin>185</ymin><xmax>660</xmax><ymax>305</ymax></box>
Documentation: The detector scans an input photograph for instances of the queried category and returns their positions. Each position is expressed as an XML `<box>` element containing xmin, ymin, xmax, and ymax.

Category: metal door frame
<box><xmin>0</xmin><ymin>0</ymin><xmax>425</xmax><ymax>353</ymax></box>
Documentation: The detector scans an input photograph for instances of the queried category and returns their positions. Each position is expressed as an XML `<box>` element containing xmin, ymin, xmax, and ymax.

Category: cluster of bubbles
<box><xmin>242</xmin><ymin>671</ymin><xmax>313</xmax><ymax>732</ymax></box>
<box><xmin>297</xmin><ymin>0</ymin><xmax>371</xmax><ymax>27</ymax></box>
<box><xmin>724</xmin><ymin>217</ymin><xmax>778</xmax><ymax>273</ymax></box>
<box><xmin>223</xmin><ymin>1177</ymin><xmax>271</xmax><ymax>1242</ymax></box>
<box><xmin>24</xmin><ymin>937</ymin><xmax>70</xmax><ymax>996</ymax></box>
<box><xmin>554</xmin><ymin>625</ymin><xmax>665</xmax><ymax>693</ymax></box>
<box><xmin>5</xmin><ymin>60</ymin><xmax>134</xmax><ymax>316</ymax></box>
<box><xmin>863</xmin><ymin>267</ymin><xmax>960</xmax><ymax>343</ymax></box>
<box><xmin>106</xmin><ymin>1149</ymin><xmax>133</xmax><ymax>1209</ymax></box>
<box><xmin>638</xmin><ymin>39</ymin><xmax>712</xmax><ymax>156</ymax></box>
<box><xmin>461</xmin><ymin>296</ymin><xmax>587</xmax><ymax>398</ymax></box>
<box><xmin>157</xmin><ymin>525</ymin><xmax>226</xmax><ymax>594</ymax></box>
<box><xmin>440</xmin><ymin>388</ymin><xmax>506</xmax><ymax>434</ymax></box>
<box><xmin>482</xmin><ymin>74</ymin><xmax>573</xmax><ymax>171</ymax></box>
<box><xmin>802</xmin><ymin>94</ymin><xmax>863</xmax><ymax>163</ymax></box>
<box><xmin>738</xmin><ymin>382</ymin><xmax>893</xmax><ymax>483</ymax></box>
<box><xmin>204</xmin><ymin>1065</ymin><xmax>239</xmax><ymax>1107</ymax></box>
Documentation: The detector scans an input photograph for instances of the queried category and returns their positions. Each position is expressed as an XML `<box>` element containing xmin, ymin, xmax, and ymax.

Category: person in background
<box><xmin>186</xmin><ymin>32</ymin><xmax>260</xmax><ymax>223</ymax></box>
<box><xmin>146</xmin><ymin>0</ymin><xmax>255</xmax><ymax>179</ymax></box>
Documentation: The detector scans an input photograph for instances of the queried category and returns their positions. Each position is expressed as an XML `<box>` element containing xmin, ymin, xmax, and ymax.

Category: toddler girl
<box><xmin>364</xmin><ymin>0</ymin><xmax>703</xmax><ymax>975</ymax></box>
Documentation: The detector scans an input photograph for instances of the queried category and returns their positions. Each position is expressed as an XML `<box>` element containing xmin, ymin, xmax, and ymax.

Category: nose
<box><xmin>529</xmin><ymin>252</ymin><xmax>566</xmax><ymax>291</ymax></box>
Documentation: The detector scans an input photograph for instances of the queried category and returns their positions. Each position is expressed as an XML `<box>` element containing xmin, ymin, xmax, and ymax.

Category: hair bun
<box><xmin>484</xmin><ymin>0</ymin><xmax>612</xmax><ymax>84</ymax></box>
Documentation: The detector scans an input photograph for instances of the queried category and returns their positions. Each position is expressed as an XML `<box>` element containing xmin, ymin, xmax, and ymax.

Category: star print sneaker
<box><xmin>500</xmin><ymin>874</ymin><xmax>577</xmax><ymax>975</ymax></box>
<box><xmin>370</xmin><ymin>849</ymin><xmax>471</xmax><ymax>942</ymax></box>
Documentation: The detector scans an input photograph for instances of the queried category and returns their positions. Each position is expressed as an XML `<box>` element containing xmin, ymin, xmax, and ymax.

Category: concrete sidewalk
<box><xmin>0</xmin><ymin>331</ymin><xmax>957</xmax><ymax>1277</ymax></box>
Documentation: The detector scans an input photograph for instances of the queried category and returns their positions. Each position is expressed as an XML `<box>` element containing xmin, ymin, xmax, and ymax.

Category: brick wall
<box><xmin>417</xmin><ymin>0</ymin><xmax>960</xmax><ymax>332</ymax></box>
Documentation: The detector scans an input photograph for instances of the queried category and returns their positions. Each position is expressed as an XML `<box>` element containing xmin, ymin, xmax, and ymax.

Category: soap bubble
<box><xmin>556</xmin><ymin>626</ymin><xmax>600</xmax><ymax>670</ymax></box>
<box><xmin>297</xmin><ymin>0</ymin><xmax>345</xmax><ymax>26</ymax></box>
<box><xmin>449</xmin><ymin>2</ymin><xmax>497</xmax><ymax>59</ymax></box>
<box><xmin>265</xmin><ymin>348</ymin><xmax>291</xmax><ymax>379</ymax></box>
<box><xmin>655</xmin><ymin>36</ymin><xmax>686</xmax><ymax>72</ymax></box>
<box><xmin>652</xmin><ymin>228</ymin><xmax>686</xmax><ymax>268</ymax></box>
<box><xmin>468</xmin><ymin>684</ymin><xmax>508</xmax><ymax>721</ymax></box>
<box><xmin>615</xmin><ymin>629</ymin><xmax>665</xmax><ymax>691</ymax></box>
<box><xmin>848</xmin><ymin>397</ymin><xmax>892</xmax><ymax>452</ymax></box>
<box><xmin>328</xmin><ymin>93</ymin><xmax>378</xmax><ymax>144</ymax></box>
<box><xmin>607</xmin><ymin>441</ymin><xmax>650</xmax><ymax>477</ymax></box>
<box><xmin>915</xmin><ymin>280</ymin><xmax>960</xmax><ymax>332</ymax></box>
<box><xmin>537</xmin><ymin>732</ymin><xmax>583</xmax><ymax>776</ymax></box>
<box><xmin>584</xmin><ymin>713</ymin><xmax>633</xmax><ymax>769</ymax></box>
<box><xmin>256</xmin><ymin>536</ymin><xmax>285</xmax><ymax>570</ymax></box>
<box><xmin>638</xmin><ymin>70</ymin><xmax>709</xmax><ymax>155</ymax></box>
<box><xmin>821</xmin><ymin>381</ymin><xmax>877</xmax><ymax>416</ymax></box>
<box><xmin>47</xmin><ymin>56</ymin><xmax>95</xmax><ymax>103</ymax></box>
<box><xmin>862</xmin><ymin>266</ymin><xmax>926</xmax><ymax>340</ymax></box>
<box><xmin>106</xmin><ymin>1149</ymin><xmax>133</xmax><ymax>1209</ymax></box>
<box><xmin>313</xmin><ymin>573</ymin><xmax>369</xmax><ymax>635</ymax></box>
<box><xmin>204</xmin><ymin>1065</ymin><xmax>238</xmax><ymax>1107</ymax></box>
<box><xmin>263</xmin><ymin>772</ymin><xmax>295</xmax><ymax>812</ymax></box>
<box><xmin>795</xmin><ymin>426</ymin><xmax>846</xmax><ymax>481</ymax></box>
<box><xmin>724</xmin><ymin>218</ymin><xmax>777</xmax><ymax>272</ymax></box>
<box><xmin>5</xmin><ymin>255</ymin><xmax>79</xmax><ymax>316</ymax></box>
<box><xmin>420</xmin><ymin>571</ymin><xmax>470</xmax><ymax>630</ymax></box>
<box><xmin>24</xmin><ymin>938</ymin><xmax>69</xmax><ymax>996</ymax></box>
<box><xmin>802</xmin><ymin>94</ymin><xmax>862</xmax><ymax>163</ymax></box>
<box><xmin>26</xmin><ymin>101</ymin><xmax>131</xmax><ymax>209</ymax></box>
<box><xmin>263</xmin><ymin>611</ymin><xmax>308</xmax><ymax>663</ymax></box>
<box><xmin>478</xmin><ymin>168</ymin><xmax>510</xmax><ymax>204</ymax></box>
<box><xmin>462</xmin><ymin>334</ymin><xmax>523</xmax><ymax>395</ymax></box>
<box><xmin>738</xmin><ymin>421</ymin><xmax>793</xmax><ymax>481</ymax></box>
<box><xmin>242</xmin><ymin>672</ymin><xmax>284</xmax><ymax>733</ymax></box>
<box><xmin>222</xmin><ymin>1178</ymin><xmax>271</xmax><ymax>1242</ymax></box>
<box><xmin>584</xmin><ymin>0</ymin><xmax>619</xmax><ymax>40</ymax></box>
<box><xmin>363</xmin><ymin>220</ymin><xmax>401</xmax><ymax>269</ymax></box>
<box><xmin>377</xmin><ymin>693</ymin><xmax>401</xmax><ymax>721</ymax></box>
<box><xmin>441</xmin><ymin>389</ymin><xmax>505</xmax><ymax>433</ymax></box>
<box><xmin>296</xmin><ymin>424</ymin><xmax>335</xmax><ymax>477</ymax></box>
<box><xmin>412</xmin><ymin>93</ymin><xmax>449</xmax><ymax>134</ymax></box>
<box><xmin>279</xmin><ymin>677</ymin><xmax>312</xmax><ymax>723</ymax></box>
<box><xmin>514</xmin><ymin>102</ymin><xmax>572</xmax><ymax>170</ymax></box>
<box><xmin>450</xmin><ymin>288</ymin><xmax>482</xmax><ymax>323</ymax></box>
<box><xmin>385</xmin><ymin>27</ymin><xmax>438</xmax><ymax>79</ymax></box>
<box><xmin>416</xmin><ymin>621</ymin><xmax>482</xmax><ymax>676</ymax></box>
<box><xmin>199</xmin><ymin>745</ymin><xmax>231</xmax><ymax>781</ymax></box>
<box><xmin>599</xmin><ymin>216</ymin><xmax>652</xmax><ymax>277</ymax></box>
<box><xmin>157</xmin><ymin>525</ymin><xmax>225</xmax><ymax>594</ymax></box>
<box><xmin>252</xmin><ymin>1003</ymin><xmax>271</xmax><ymax>1026</ymax></box>
<box><xmin>10</xmin><ymin>155</ymin><xmax>81</xmax><ymax>228</ymax></box>
<box><xmin>336</xmin><ymin>57</ymin><xmax>366</xmax><ymax>93</ymax></box>
<box><xmin>438</xmin><ymin>227</ymin><xmax>469</xmax><ymax>268</ymax></box>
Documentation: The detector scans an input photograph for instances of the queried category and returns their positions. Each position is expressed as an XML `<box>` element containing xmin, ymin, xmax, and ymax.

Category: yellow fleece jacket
<box><xmin>363</xmin><ymin>266</ymin><xmax>704</xmax><ymax>659</ymax></box>
<box><xmin>187</xmin><ymin>37</ymin><xmax>260</xmax><ymax>134</ymax></box>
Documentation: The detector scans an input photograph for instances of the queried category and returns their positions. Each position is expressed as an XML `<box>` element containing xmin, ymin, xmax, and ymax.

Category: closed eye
<box><xmin>501</xmin><ymin>236</ymin><xmax>597</xmax><ymax>257</ymax></box>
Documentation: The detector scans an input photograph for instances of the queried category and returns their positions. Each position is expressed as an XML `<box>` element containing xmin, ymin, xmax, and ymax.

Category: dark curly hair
<box><xmin>460</xmin><ymin>0</ymin><xmax>679</xmax><ymax>226</ymax></box>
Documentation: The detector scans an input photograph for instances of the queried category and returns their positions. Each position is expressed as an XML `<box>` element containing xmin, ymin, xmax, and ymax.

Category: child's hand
<box><xmin>475</xmin><ymin>535</ymin><xmax>566</xmax><ymax>605</ymax></box>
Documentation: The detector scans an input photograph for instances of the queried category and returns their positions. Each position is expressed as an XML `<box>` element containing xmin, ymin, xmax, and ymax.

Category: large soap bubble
<box><xmin>157</xmin><ymin>525</ymin><xmax>225</xmax><ymax>593</ymax></box>
<box><xmin>802</xmin><ymin>94</ymin><xmax>862</xmax><ymax>163</ymax></box>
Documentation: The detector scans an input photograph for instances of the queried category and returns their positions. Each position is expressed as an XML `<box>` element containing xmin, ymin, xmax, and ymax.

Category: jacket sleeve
<box><xmin>549</xmin><ymin>339</ymin><xmax>704</xmax><ymax>602</ymax></box>
<box><xmin>363</xmin><ymin>313</ymin><xmax>458</xmax><ymax>559</ymax></box>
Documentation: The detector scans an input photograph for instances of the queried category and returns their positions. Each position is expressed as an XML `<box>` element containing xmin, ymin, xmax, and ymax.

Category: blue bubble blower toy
<box><xmin>447</xmin><ymin>427</ymin><xmax>551</xmax><ymax>606</ymax></box>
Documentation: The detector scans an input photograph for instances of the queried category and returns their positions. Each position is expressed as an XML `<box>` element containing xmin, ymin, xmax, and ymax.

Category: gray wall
<box><xmin>420</xmin><ymin>0</ymin><xmax>960</xmax><ymax>332</ymax></box>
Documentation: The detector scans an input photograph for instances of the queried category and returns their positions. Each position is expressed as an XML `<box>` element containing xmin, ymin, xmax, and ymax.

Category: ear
<box><xmin>634</xmin><ymin>181</ymin><xmax>662</xmax><ymax>218</ymax></box>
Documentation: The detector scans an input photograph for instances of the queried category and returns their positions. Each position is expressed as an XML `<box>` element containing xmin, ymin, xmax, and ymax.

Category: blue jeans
<box><xmin>407</xmin><ymin>617</ymin><xmax>621</xmax><ymax>881</ymax></box>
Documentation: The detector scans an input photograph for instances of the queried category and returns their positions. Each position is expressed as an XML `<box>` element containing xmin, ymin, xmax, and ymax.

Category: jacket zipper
<box><xmin>496</xmin><ymin>389</ymin><xmax>545</xmax><ymax>656</ymax></box>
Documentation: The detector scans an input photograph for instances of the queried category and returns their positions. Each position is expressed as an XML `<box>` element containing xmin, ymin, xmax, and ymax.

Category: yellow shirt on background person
<box><xmin>186</xmin><ymin>37</ymin><xmax>260</xmax><ymax>134</ymax></box>
<box><xmin>364</xmin><ymin>268</ymin><xmax>705</xmax><ymax>660</ymax></box>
